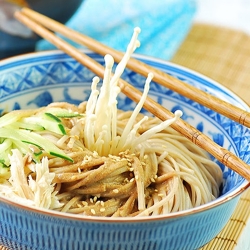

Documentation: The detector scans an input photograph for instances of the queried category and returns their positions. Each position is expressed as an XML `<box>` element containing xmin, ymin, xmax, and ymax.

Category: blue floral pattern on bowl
<box><xmin>1</xmin><ymin>51</ymin><xmax>248</xmax><ymax>193</ymax></box>
<box><xmin>0</xmin><ymin>50</ymin><xmax>249</xmax><ymax>250</ymax></box>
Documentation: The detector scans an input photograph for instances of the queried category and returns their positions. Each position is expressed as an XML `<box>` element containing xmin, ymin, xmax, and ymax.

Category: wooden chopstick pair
<box><xmin>15</xmin><ymin>8</ymin><xmax>250</xmax><ymax>129</ymax></box>
<box><xmin>14</xmin><ymin>8</ymin><xmax>250</xmax><ymax>182</ymax></box>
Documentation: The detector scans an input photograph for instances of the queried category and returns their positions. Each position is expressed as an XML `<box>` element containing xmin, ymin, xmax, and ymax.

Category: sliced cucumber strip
<box><xmin>0</xmin><ymin>127</ymin><xmax>73</xmax><ymax>162</ymax></box>
<box><xmin>0</xmin><ymin>109</ymin><xmax>37</xmax><ymax>128</ymax></box>
<box><xmin>10</xmin><ymin>121</ymin><xmax>45</xmax><ymax>131</ymax></box>
<box><xmin>43</xmin><ymin>108</ymin><xmax>84</xmax><ymax>118</ymax></box>
<box><xmin>44</xmin><ymin>112</ymin><xmax>62</xmax><ymax>122</ymax></box>
<box><xmin>20</xmin><ymin>117</ymin><xmax>67</xmax><ymax>135</ymax></box>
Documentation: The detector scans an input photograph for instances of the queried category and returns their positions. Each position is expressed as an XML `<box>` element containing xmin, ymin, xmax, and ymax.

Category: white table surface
<box><xmin>195</xmin><ymin>0</ymin><xmax>250</xmax><ymax>35</ymax></box>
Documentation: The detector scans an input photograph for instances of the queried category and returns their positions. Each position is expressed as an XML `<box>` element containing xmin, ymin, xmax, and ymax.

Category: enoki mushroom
<box><xmin>0</xmin><ymin>27</ymin><xmax>222</xmax><ymax>217</ymax></box>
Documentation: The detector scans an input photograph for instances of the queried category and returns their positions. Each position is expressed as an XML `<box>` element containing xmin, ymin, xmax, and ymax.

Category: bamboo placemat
<box><xmin>1</xmin><ymin>23</ymin><xmax>250</xmax><ymax>250</ymax></box>
<box><xmin>172</xmin><ymin>23</ymin><xmax>250</xmax><ymax>104</ymax></box>
<box><xmin>172</xmin><ymin>23</ymin><xmax>250</xmax><ymax>250</ymax></box>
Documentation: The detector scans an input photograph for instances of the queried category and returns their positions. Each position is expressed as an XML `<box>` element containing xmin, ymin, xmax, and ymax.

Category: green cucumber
<box><xmin>0</xmin><ymin>159</ymin><xmax>9</xmax><ymax>168</ymax></box>
<box><xmin>43</xmin><ymin>108</ymin><xmax>84</xmax><ymax>118</ymax></box>
<box><xmin>0</xmin><ymin>110</ymin><xmax>37</xmax><ymax>128</ymax></box>
<box><xmin>0</xmin><ymin>127</ymin><xmax>73</xmax><ymax>162</ymax></box>
<box><xmin>0</xmin><ymin>138</ymin><xmax>12</xmax><ymax>152</ymax></box>
<box><xmin>20</xmin><ymin>117</ymin><xmax>67</xmax><ymax>135</ymax></box>
<box><xmin>44</xmin><ymin>112</ymin><xmax>62</xmax><ymax>122</ymax></box>
<box><xmin>10</xmin><ymin>121</ymin><xmax>45</xmax><ymax>131</ymax></box>
<box><xmin>58</xmin><ymin>123</ymin><xmax>66</xmax><ymax>135</ymax></box>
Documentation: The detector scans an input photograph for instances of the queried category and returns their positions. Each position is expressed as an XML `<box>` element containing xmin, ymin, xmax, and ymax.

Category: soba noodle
<box><xmin>0</xmin><ymin>28</ymin><xmax>222</xmax><ymax>217</ymax></box>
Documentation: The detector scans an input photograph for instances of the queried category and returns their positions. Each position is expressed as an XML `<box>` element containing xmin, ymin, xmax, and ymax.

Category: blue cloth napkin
<box><xmin>37</xmin><ymin>0</ymin><xmax>196</xmax><ymax>60</ymax></box>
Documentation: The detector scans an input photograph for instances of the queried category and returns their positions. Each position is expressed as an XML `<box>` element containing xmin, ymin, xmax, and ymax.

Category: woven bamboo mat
<box><xmin>1</xmin><ymin>23</ymin><xmax>250</xmax><ymax>250</ymax></box>
<box><xmin>172</xmin><ymin>23</ymin><xmax>250</xmax><ymax>250</ymax></box>
<box><xmin>172</xmin><ymin>23</ymin><xmax>250</xmax><ymax>104</ymax></box>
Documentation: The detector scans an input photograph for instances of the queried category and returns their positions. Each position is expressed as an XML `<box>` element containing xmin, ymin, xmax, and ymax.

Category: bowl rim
<box><xmin>0</xmin><ymin>49</ymin><xmax>249</xmax><ymax>223</ymax></box>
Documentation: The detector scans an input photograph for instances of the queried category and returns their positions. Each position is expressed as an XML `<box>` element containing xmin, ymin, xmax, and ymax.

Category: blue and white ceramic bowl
<box><xmin>0</xmin><ymin>50</ymin><xmax>249</xmax><ymax>250</ymax></box>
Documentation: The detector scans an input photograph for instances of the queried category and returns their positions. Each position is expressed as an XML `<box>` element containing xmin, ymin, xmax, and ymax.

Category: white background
<box><xmin>195</xmin><ymin>0</ymin><xmax>250</xmax><ymax>34</ymax></box>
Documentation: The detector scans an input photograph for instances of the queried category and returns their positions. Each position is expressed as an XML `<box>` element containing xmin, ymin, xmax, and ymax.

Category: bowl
<box><xmin>0</xmin><ymin>0</ymin><xmax>84</xmax><ymax>59</ymax></box>
<box><xmin>0</xmin><ymin>50</ymin><xmax>249</xmax><ymax>250</ymax></box>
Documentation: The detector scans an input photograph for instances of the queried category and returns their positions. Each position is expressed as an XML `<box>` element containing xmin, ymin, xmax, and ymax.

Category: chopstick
<box><xmin>14</xmin><ymin>8</ymin><xmax>250</xmax><ymax>182</ymax></box>
<box><xmin>15</xmin><ymin>7</ymin><xmax>250</xmax><ymax>129</ymax></box>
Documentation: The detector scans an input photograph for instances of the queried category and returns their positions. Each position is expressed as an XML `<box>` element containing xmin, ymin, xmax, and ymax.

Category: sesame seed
<box><xmin>93</xmin><ymin>151</ymin><xmax>98</xmax><ymax>157</ymax></box>
<box><xmin>82</xmin><ymin>201</ymin><xmax>88</xmax><ymax>206</ymax></box>
<box><xmin>109</xmin><ymin>154</ymin><xmax>121</xmax><ymax>161</ymax></box>
<box><xmin>91</xmin><ymin>209</ymin><xmax>96</xmax><ymax>215</ymax></box>
<box><xmin>135</xmin><ymin>175</ymin><xmax>139</xmax><ymax>180</ymax></box>
<box><xmin>150</xmin><ymin>178</ymin><xmax>155</xmax><ymax>183</ymax></box>
<box><xmin>100</xmin><ymin>208</ymin><xmax>106</xmax><ymax>212</ymax></box>
<box><xmin>90</xmin><ymin>198</ymin><xmax>94</xmax><ymax>203</ymax></box>
<box><xmin>113</xmin><ymin>189</ymin><xmax>119</xmax><ymax>193</ymax></box>
<box><xmin>100</xmin><ymin>201</ymin><xmax>105</xmax><ymax>207</ymax></box>
<box><xmin>130</xmin><ymin>178</ymin><xmax>135</xmax><ymax>183</ymax></box>
<box><xmin>84</xmin><ymin>155</ymin><xmax>93</xmax><ymax>162</ymax></box>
